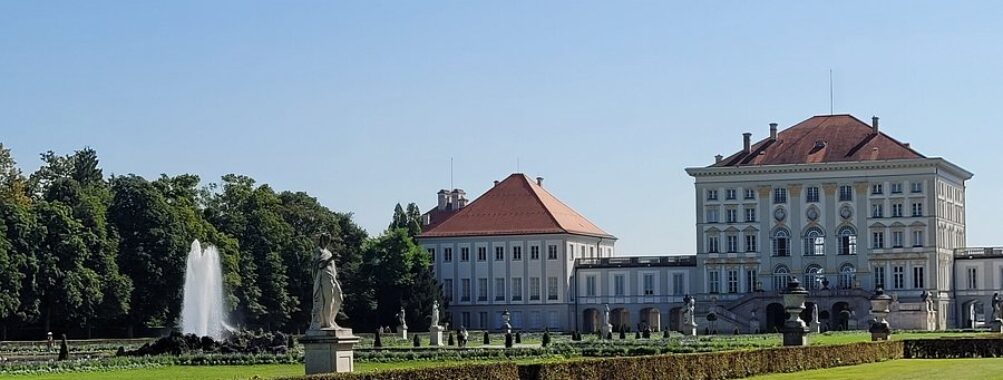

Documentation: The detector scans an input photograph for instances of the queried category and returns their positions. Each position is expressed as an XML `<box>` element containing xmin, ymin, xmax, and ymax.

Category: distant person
<box><xmin>46</xmin><ymin>332</ymin><xmax>54</xmax><ymax>351</ymax></box>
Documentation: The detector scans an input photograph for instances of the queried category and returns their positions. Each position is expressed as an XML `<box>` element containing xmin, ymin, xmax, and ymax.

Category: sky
<box><xmin>2</xmin><ymin>1</ymin><xmax>1002</xmax><ymax>255</ymax></box>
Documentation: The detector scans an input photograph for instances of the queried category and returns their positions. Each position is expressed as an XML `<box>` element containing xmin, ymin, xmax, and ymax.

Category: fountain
<box><xmin>180</xmin><ymin>240</ymin><xmax>229</xmax><ymax>340</ymax></box>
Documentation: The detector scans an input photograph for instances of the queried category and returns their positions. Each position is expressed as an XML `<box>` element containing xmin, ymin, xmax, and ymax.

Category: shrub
<box><xmin>542</xmin><ymin>331</ymin><xmax>551</xmax><ymax>347</ymax></box>
<box><xmin>663</xmin><ymin>330</ymin><xmax>669</xmax><ymax>339</ymax></box>
<box><xmin>448</xmin><ymin>333</ymin><xmax>455</xmax><ymax>346</ymax></box>
<box><xmin>505</xmin><ymin>333</ymin><xmax>514</xmax><ymax>348</ymax></box>
<box><xmin>374</xmin><ymin>331</ymin><xmax>382</xmax><ymax>348</ymax></box>
<box><xmin>412</xmin><ymin>334</ymin><xmax>420</xmax><ymax>347</ymax></box>
<box><xmin>275</xmin><ymin>362</ymin><xmax>519</xmax><ymax>380</ymax></box>
<box><xmin>483</xmin><ymin>331</ymin><xmax>490</xmax><ymax>345</ymax></box>
<box><xmin>634</xmin><ymin>332</ymin><xmax>641</xmax><ymax>340</ymax></box>
<box><xmin>58</xmin><ymin>335</ymin><xmax>69</xmax><ymax>361</ymax></box>
<box><xmin>515</xmin><ymin>332</ymin><xmax>521</xmax><ymax>344</ymax></box>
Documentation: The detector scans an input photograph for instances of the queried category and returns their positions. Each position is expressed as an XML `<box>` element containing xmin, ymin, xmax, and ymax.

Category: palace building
<box><xmin>418</xmin><ymin>114</ymin><xmax>998</xmax><ymax>333</ymax></box>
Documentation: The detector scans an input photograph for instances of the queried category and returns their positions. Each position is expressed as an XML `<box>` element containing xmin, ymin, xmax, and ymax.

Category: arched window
<box><xmin>838</xmin><ymin>226</ymin><xmax>857</xmax><ymax>255</ymax></box>
<box><xmin>774</xmin><ymin>265</ymin><xmax>790</xmax><ymax>291</ymax></box>
<box><xmin>803</xmin><ymin>227</ymin><xmax>825</xmax><ymax>256</ymax></box>
<box><xmin>803</xmin><ymin>264</ymin><xmax>824</xmax><ymax>290</ymax></box>
<box><xmin>838</xmin><ymin>264</ymin><xmax>856</xmax><ymax>289</ymax></box>
<box><xmin>773</xmin><ymin>229</ymin><xmax>791</xmax><ymax>257</ymax></box>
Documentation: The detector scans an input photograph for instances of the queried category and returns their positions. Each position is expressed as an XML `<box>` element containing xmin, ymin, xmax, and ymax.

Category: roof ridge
<box><xmin>520</xmin><ymin>175</ymin><xmax>567</xmax><ymax>233</ymax></box>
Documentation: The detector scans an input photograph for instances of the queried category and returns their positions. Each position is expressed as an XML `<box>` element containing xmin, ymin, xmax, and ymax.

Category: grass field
<box><xmin>0</xmin><ymin>361</ymin><xmax>464</xmax><ymax>380</ymax></box>
<box><xmin>746</xmin><ymin>359</ymin><xmax>1003</xmax><ymax>380</ymax></box>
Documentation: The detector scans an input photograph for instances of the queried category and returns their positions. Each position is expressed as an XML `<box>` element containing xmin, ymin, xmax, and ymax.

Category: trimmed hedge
<box><xmin>519</xmin><ymin>341</ymin><xmax>903</xmax><ymax>380</ymax></box>
<box><xmin>275</xmin><ymin>362</ymin><xmax>519</xmax><ymax>380</ymax></box>
<box><xmin>904</xmin><ymin>338</ymin><xmax>1003</xmax><ymax>358</ymax></box>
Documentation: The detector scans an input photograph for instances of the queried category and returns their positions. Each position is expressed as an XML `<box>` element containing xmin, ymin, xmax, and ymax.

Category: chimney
<box><xmin>715</xmin><ymin>154</ymin><xmax>723</xmax><ymax>163</ymax></box>
<box><xmin>536</xmin><ymin>177</ymin><xmax>544</xmax><ymax>186</ymax></box>
<box><xmin>437</xmin><ymin>189</ymin><xmax>450</xmax><ymax>211</ymax></box>
<box><xmin>742</xmin><ymin>132</ymin><xmax>752</xmax><ymax>154</ymax></box>
<box><xmin>493</xmin><ymin>180</ymin><xmax>500</xmax><ymax>187</ymax></box>
<box><xmin>872</xmin><ymin>116</ymin><xmax>880</xmax><ymax>134</ymax></box>
<box><xmin>769</xmin><ymin>123</ymin><xmax>778</xmax><ymax>140</ymax></box>
<box><xmin>452</xmin><ymin>189</ymin><xmax>468</xmax><ymax>209</ymax></box>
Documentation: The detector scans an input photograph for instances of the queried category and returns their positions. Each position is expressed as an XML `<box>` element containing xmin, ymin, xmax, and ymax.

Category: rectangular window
<box><xmin>967</xmin><ymin>267</ymin><xmax>978</xmax><ymax>289</ymax></box>
<box><xmin>477</xmin><ymin>247</ymin><xmax>486</xmax><ymax>261</ymax></box>
<box><xmin>892</xmin><ymin>266</ymin><xmax>904</xmax><ymax>289</ymax></box>
<box><xmin>839</xmin><ymin>185</ymin><xmax>853</xmax><ymax>202</ymax></box>
<box><xmin>872</xmin><ymin>232</ymin><xmax>885</xmax><ymax>249</ymax></box>
<box><xmin>462</xmin><ymin>312</ymin><xmax>470</xmax><ymax>328</ymax></box>
<box><xmin>547</xmin><ymin>277</ymin><xmax>559</xmax><ymax>300</ymax></box>
<box><xmin>745</xmin><ymin>208</ymin><xmax>756</xmax><ymax>222</ymax></box>
<box><xmin>708</xmin><ymin>271</ymin><xmax>721</xmax><ymax>294</ymax></box>
<box><xmin>726</xmin><ymin>209</ymin><xmax>737</xmax><ymax>223</ymax></box>
<box><xmin>806</xmin><ymin>186</ymin><xmax>820</xmax><ymax>203</ymax></box>
<box><xmin>874</xmin><ymin>266</ymin><xmax>886</xmax><ymax>289</ymax></box>
<box><xmin>547</xmin><ymin>245</ymin><xmax>558</xmax><ymax>260</ymax></box>
<box><xmin>745</xmin><ymin>234</ymin><xmax>757</xmax><ymax>252</ymax></box>
<box><xmin>585</xmin><ymin>275</ymin><xmax>597</xmax><ymax>296</ymax></box>
<box><xmin>707</xmin><ymin>235</ymin><xmax>720</xmax><ymax>253</ymax></box>
<box><xmin>511</xmin><ymin>277</ymin><xmax>523</xmax><ymax>301</ymax></box>
<box><xmin>872</xmin><ymin>204</ymin><xmax>884</xmax><ymax>218</ymax></box>
<box><xmin>529</xmin><ymin>277</ymin><xmax>540</xmax><ymax>300</ymax></box>
<box><xmin>706</xmin><ymin>208</ymin><xmax>719</xmax><ymax>223</ymax></box>
<box><xmin>773</xmin><ymin>188</ymin><xmax>788</xmax><ymax>204</ymax></box>
<box><xmin>892</xmin><ymin>231</ymin><xmax>904</xmax><ymax>248</ymax></box>
<box><xmin>672</xmin><ymin>273</ymin><xmax>685</xmax><ymax>295</ymax></box>
<box><xmin>427</xmin><ymin>248</ymin><xmax>435</xmax><ymax>262</ymax></box>
<box><xmin>513</xmin><ymin>246</ymin><xmax>522</xmax><ymax>260</ymax></box>
<box><xmin>530</xmin><ymin>246</ymin><xmax>540</xmax><ymax>260</ymax></box>
<box><xmin>892</xmin><ymin>203</ymin><xmax>903</xmax><ymax>217</ymax></box>
<box><xmin>495</xmin><ymin>247</ymin><xmax>504</xmax><ymax>261</ymax></box>
<box><xmin>913</xmin><ymin>230</ymin><xmax>924</xmax><ymax>247</ymax></box>
<box><xmin>479</xmin><ymin>312</ymin><xmax>488</xmax><ymax>329</ymax></box>
<box><xmin>725</xmin><ymin>189</ymin><xmax>737</xmax><ymax>200</ymax></box>
<box><xmin>744</xmin><ymin>189</ymin><xmax>756</xmax><ymax>200</ymax></box>
<box><xmin>614</xmin><ymin>274</ymin><xmax>625</xmax><ymax>296</ymax></box>
<box><xmin>727</xmin><ymin>270</ymin><xmax>739</xmax><ymax>293</ymax></box>
<box><xmin>913</xmin><ymin>267</ymin><xmax>924</xmax><ymax>289</ymax></box>
<box><xmin>478</xmin><ymin>278</ymin><xmax>488</xmax><ymax>301</ymax></box>
<box><xmin>643</xmin><ymin>273</ymin><xmax>655</xmax><ymax>295</ymax></box>
<box><xmin>461</xmin><ymin>247</ymin><xmax>470</xmax><ymax>262</ymax></box>
<box><xmin>746</xmin><ymin>269</ymin><xmax>758</xmax><ymax>292</ymax></box>
<box><xmin>912</xmin><ymin>203</ymin><xmax>924</xmax><ymax>217</ymax></box>
<box><xmin>495</xmin><ymin>278</ymin><xmax>505</xmax><ymax>301</ymax></box>
<box><xmin>707</xmin><ymin>189</ymin><xmax>718</xmax><ymax>201</ymax></box>
<box><xmin>444</xmin><ymin>248</ymin><xmax>453</xmax><ymax>262</ymax></box>
<box><xmin>891</xmin><ymin>183</ymin><xmax>903</xmax><ymax>194</ymax></box>
<box><xmin>726</xmin><ymin>235</ymin><xmax>738</xmax><ymax>253</ymax></box>
<box><xmin>461</xmin><ymin>278</ymin><xmax>471</xmax><ymax>301</ymax></box>
<box><xmin>911</xmin><ymin>182</ymin><xmax>923</xmax><ymax>193</ymax></box>
<box><xmin>872</xmin><ymin>184</ymin><xmax>884</xmax><ymax>195</ymax></box>
<box><xmin>443</xmin><ymin>279</ymin><xmax>453</xmax><ymax>302</ymax></box>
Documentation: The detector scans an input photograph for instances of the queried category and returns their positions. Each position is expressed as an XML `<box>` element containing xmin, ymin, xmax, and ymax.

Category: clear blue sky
<box><xmin>2</xmin><ymin>1</ymin><xmax>1002</xmax><ymax>254</ymax></box>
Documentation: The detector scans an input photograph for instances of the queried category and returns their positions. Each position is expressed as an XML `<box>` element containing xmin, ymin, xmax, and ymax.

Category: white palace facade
<box><xmin>418</xmin><ymin>114</ymin><xmax>1001</xmax><ymax>333</ymax></box>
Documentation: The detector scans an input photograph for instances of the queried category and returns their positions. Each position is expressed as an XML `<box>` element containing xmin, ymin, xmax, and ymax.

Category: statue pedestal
<box><xmin>782</xmin><ymin>323</ymin><xmax>809</xmax><ymax>346</ymax></box>
<box><xmin>682</xmin><ymin>322</ymin><xmax>697</xmax><ymax>336</ymax></box>
<box><xmin>429</xmin><ymin>326</ymin><xmax>444</xmax><ymax>346</ymax></box>
<box><xmin>991</xmin><ymin>320</ymin><xmax>1003</xmax><ymax>333</ymax></box>
<box><xmin>399</xmin><ymin>326</ymin><xmax>408</xmax><ymax>340</ymax></box>
<box><xmin>600</xmin><ymin>323</ymin><xmax>613</xmax><ymax>339</ymax></box>
<box><xmin>301</xmin><ymin>328</ymin><xmax>360</xmax><ymax>375</ymax></box>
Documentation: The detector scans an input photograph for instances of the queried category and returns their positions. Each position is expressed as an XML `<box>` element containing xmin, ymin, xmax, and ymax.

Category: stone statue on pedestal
<box><xmin>993</xmin><ymin>293</ymin><xmax>1003</xmax><ymax>321</ymax></box>
<box><xmin>310</xmin><ymin>233</ymin><xmax>343</xmax><ymax>331</ymax></box>
<box><xmin>397</xmin><ymin>307</ymin><xmax>408</xmax><ymax>330</ymax></box>
<box><xmin>681</xmin><ymin>294</ymin><xmax>697</xmax><ymax>336</ymax></box>
<box><xmin>430</xmin><ymin>301</ymin><xmax>440</xmax><ymax>328</ymax></box>
<box><xmin>502</xmin><ymin>309</ymin><xmax>512</xmax><ymax>333</ymax></box>
<box><xmin>301</xmin><ymin>234</ymin><xmax>360</xmax><ymax>375</ymax></box>
<box><xmin>600</xmin><ymin>304</ymin><xmax>613</xmax><ymax>339</ymax></box>
<box><xmin>428</xmin><ymin>301</ymin><xmax>444</xmax><ymax>346</ymax></box>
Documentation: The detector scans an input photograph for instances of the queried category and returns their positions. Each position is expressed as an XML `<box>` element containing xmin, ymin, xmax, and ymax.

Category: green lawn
<box><xmin>746</xmin><ymin>359</ymin><xmax>1003</xmax><ymax>380</ymax></box>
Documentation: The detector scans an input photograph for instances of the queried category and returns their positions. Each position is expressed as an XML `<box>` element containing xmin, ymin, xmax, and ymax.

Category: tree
<box><xmin>361</xmin><ymin>228</ymin><xmax>425</xmax><ymax>330</ymax></box>
<box><xmin>0</xmin><ymin>198</ymin><xmax>40</xmax><ymax>333</ymax></box>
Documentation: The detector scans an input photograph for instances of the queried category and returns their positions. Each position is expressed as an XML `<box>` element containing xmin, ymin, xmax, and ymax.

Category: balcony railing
<box><xmin>955</xmin><ymin>247</ymin><xmax>1003</xmax><ymax>257</ymax></box>
<box><xmin>576</xmin><ymin>255</ymin><xmax>696</xmax><ymax>268</ymax></box>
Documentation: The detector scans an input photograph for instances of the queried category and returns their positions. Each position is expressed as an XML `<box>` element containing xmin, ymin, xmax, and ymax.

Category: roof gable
<box><xmin>418</xmin><ymin>174</ymin><xmax>614</xmax><ymax>239</ymax></box>
<box><xmin>712</xmin><ymin>115</ymin><xmax>924</xmax><ymax>167</ymax></box>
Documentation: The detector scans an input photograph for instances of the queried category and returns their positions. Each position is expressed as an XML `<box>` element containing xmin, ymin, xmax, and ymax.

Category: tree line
<box><xmin>0</xmin><ymin>144</ymin><xmax>443</xmax><ymax>339</ymax></box>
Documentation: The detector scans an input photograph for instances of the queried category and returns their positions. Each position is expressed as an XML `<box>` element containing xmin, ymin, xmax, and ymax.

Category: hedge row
<box><xmin>284</xmin><ymin>341</ymin><xmax>903</xmax><ymax>380</ymax></box>
<box><xmin>904</xmin><ymin>338</ymin><xmax>1003</xmax><ymax>359</ymax></box>
<box><xmin>278</xmin><ymin>362</ymin><xmax>519</xmax><ymax>380</ymax></box>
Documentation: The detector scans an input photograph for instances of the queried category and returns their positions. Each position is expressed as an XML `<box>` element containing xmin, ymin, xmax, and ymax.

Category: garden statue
<box><xmin>992</xmin><ymin>293</ymin><xmax>1003</xmax><ymax>332</ymax></box>
<box><xmin>502</xmin><ymin>309</ymin><xmax>512</xmax><ymax>333</ymax></box>
<box><xmin>397</xmin><ymin>307</ymin><xmax>408</xmax><ymax>330</ymax></box>
<box><xmin>809</xmin><ymin>303</ymin><xmax>820</xmax><ymax>333</ymax></box>
<box><xmin>430</xmin><ymin>301</ymin><xmax>440</xmax><ymax>328</ymax></box>
<box><xmin>682</xmin><ymin>294</ymin><xmax>697</xmax><ymax>336</ymax></box>
<box><xmin>309</xmin><ymin>233</ymin><xmax>343</xmax><ymax>331</ymax></box>
<box><xmin>301</xmin><ymin>233</ymin><xmax>360</xmax><ymax>374</ymax></box>
<box><xmin>600</xmin><ymin>304</ymin><xmax>613</xmax><ymax>339</ymax></box>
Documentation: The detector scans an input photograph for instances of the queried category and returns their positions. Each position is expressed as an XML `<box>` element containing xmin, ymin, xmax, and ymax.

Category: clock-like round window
<box><xmin>807</xmin><ymin>207</ymin><xmax>819</xmax><ymax>221</ymax></box>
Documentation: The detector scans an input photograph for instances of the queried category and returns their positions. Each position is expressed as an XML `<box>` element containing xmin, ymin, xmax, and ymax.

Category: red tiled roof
<box><xmin>418</xmin><ymin>174</ymin><xmax>615</xmax><ymax>239</ymax></box>
<box><xmin>712</xmin><ymin>115</ymin><xmax>924</xmax><ymax>167</ymax></box>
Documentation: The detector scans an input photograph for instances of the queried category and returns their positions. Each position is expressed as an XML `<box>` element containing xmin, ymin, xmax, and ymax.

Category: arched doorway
<box><xmin>582</xmin><ymin>308</ymin><xmax>599</xmax><ymax>333</ymax></box>
<box><xmin>640</xmin><ymin>308</ymin><xmax>660</xmax><ymax>332</ymax></box>
<box><xmin>766</xmin><ymin>303</ymin><xmax>785</xmax><ymax>333</ymax></box>
<box><xmin>610</xmin><ymin>308</ymin><xmax>630</xmax><ymax>331</ymax></box>
<box><xmin>800</xmin><ymin>301</ymin><xmax>816</xmax><ymax>323</ymax></box>
<box><xmin>832</xmin><ymin>302</ymin><xmax>851</xmax><ymax>331</ymax></box>
<box><xmin>965</xmin><ymin>301</ymin><xmax>985</xmax><ymax>328</ymax></box>
<box><xmin>668</xmin><ymin>307</ymin><xmax>683</xmax><ymax>332</ymax></box>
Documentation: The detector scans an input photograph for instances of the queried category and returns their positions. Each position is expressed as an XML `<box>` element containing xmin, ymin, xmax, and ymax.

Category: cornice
<box><xmin>685</xmin><ymin>158</ymin><xmax>972</xmax><ymax>179</ymax></box>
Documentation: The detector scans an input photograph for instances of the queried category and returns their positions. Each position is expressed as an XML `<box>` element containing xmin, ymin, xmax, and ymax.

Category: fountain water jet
<box><xmin>180</xmin><ymin>240</ymin><xmax>229</xmax><ymax>340</ymax></box>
